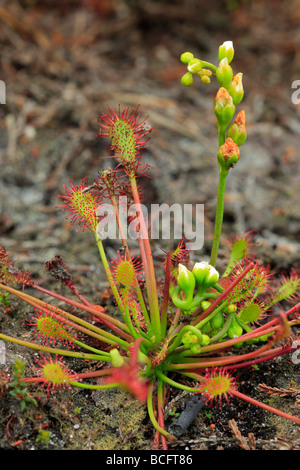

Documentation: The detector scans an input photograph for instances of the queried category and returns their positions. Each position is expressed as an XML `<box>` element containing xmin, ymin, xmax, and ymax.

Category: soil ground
<box><xmin>0</xmin><ymin>0</ymin><xmax>300</xmax><ymax>451</ymax></box>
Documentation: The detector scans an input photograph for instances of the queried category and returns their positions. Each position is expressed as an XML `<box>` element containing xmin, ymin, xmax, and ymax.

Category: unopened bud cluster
<box><xmin>171</xmin><ymin>262</ymin><xmax>220</xmax><ymax>314</ymax></box>
<box><xmin>180</xmin><ymin>52</ymin><xmax>213</xmax><ymax>87</ymax></box>
<box><xmin>180</xmin><ymin>41</ymin><xmax>247</xmax><ymax>172</ymax></box>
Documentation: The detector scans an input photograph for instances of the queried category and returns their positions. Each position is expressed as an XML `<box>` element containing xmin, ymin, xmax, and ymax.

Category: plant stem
<box><xmin>69</xmin><ymin>381</ymin><xmax>118</xmax><ymax>390</ymax></box>
<box><xmin>168</xmin><ymin>341</ymin><xmax>274</xmax><ymax>370</ymax></box>
<box><xmin>0</xmin><ymin>283</ymin><xmax>130</xmax><ymax>347</ymax></box>
<box><xmin>110</xmin><ymin>193</ymin><xmax>150</xmax><ymax>323</ymax></box>
<box><xmin>147</xmin><ymin>380</ymin><xmax>175</xmax><ymax>440</ymax></box>
<box><xmin>0</xmin><ymin>333</ymin><xmax>107</xmax><ymax>361</ymax></box>
<box><xmin>155</xmin><ymin>370</ymin><xmax>199</xmax><ymax>393</ymax></box>
<box><xmin>74</xmin><ymin>339</ymin><xmax>111</xmax><ymax>356</ymax></box>
<box><xmin>210</xmin><ymin>165</ymin><xmax>228</xmax><ymax>267</ymax></box>
<box><xmin>157</xmin><ymin>379</ymin><xmax>168</xmax><ymax>450</ymax></box>
<box><xmin>130</xmin><ymin>176</ymin><xmax>161</xmax><ymax>337</ymax></box>
<box><xmin>167</xmin><ymin>325</ymin><xmax>204</xmax><ymax>355</ymax></box>
<box><xmin>0</xmin><ymin>281</ymin><xmax>130</xmax><ymax>340</ymax></box>
<box><xmin>160</xmin><ymin>253</ymin><xmax>171</xmax><ymax>336</ymax></box>
<box><xmin>230</xmin><ymin>389</ymin><xmax>300</xmax><ymax>425</ymax></box>
<box><xmin>95</xmin><ymin>234</ymin><xmax>126</xmax><ymax>312</ymax></box>
<box><xmin>200</xmin><ymin>60</ymin><xmax>218</xmax><ymax>72</ymax></box>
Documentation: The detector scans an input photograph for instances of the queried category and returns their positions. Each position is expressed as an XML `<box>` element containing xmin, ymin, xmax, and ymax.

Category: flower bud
<box><xmin>192</xmin><ymin>261</ymin><xmax>219</xmax><ymax>290</ymax></box>
<box><xmin>190</xmin><ymin>343</ymin><xmax>201</xmax><ymax>354</ymax></box>
<box><xmin>182</xmin><ymin>331</ymin><xmax>202</xmax><ymax>350</ymax></box>
<box><xmin>218</xmin><ymin>41</ymin><xmax>234</xmax><ymax>64</ymax></box>
<box><xmin>227</xmin><ymin>110</ymin><xmax>247</xmax><ymax>146</ymax></box>
<box><xmin>201</xmin><ymin>334</ymin><xmax>210</xmax><ymax>346</ymax></box>
<box><xmin>211</xmin><ymin>310</ymin><xmax>224</xmax><ymax>330</ymax></box>
<box><xmin>177</xmin><ymin>263</ymin><xmax>196</xmax><ymax>298</ymax></box>
<box><xmin>201</xmin><ymin>300</ymin><xmax>212</xmax><ymax>311</ymax></box>
<box><xmin>180</xmin><ymin>51</ymin><xmax>194</xmax><ymax>64</ymax></box>
<box><xmin>110</xmin><ymin>348</ymin><xmax>125</xmax><ymax>367</ymax></box>
<box><xmin>217</xmin><ymin>137</ymin><xmax>240</xmax><ymax>170</ymax></box>
<box><xmin>213</xmin><ymin>87</ymin><xmax>236</xmax><ymax>128</ymax></box>
<box><xmin>200</xmin><ymin>75</ymin><xmax>210</xmax><ymax>84</ymax></box>
<box><xmin>228</xmin><ymin>315</ymin><xmax>243</xmax><ymax>339</ymax></box>
<box><xmin>197</xmin><ymin>68</ymin><xmax>212</xmax><ymax>84</ymax></box>
<box><xmin>216</xmin><ymin>57</ymin><xmax>233</xmax><ymax>89</ymax></box>
<box><xmin>187</xmin><ymin>58</ymin><xmax>202</xmax><ymax>73</ymax></box>
<box><xmin>181</xmin><ymin>72</ymin><xmax>193</xmax><ymax>87</ymax></box>
<box><xmin>227</xmin><ymin>73</ymin><xmax>244</xmax><ymax>105</ymax></box>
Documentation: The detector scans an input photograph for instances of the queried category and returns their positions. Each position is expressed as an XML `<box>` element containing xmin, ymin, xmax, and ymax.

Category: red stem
<box><xmin>230</xmin><ymin>388</ymin><xmax>300</xmax><ymax>425</ymax></box>
<box><xmin>4</xmin><ymin>281</ymin><xmax>131</xmax><ymax>339</ymax></box>
<box><xmin>171</xmin><ymin>341</ymin><xmax>274</xmax><ymax>370</ymax></box>
<box><xmin>157</xmin><ymin>384</ymin><xmax>168</xmax><ymax>450</ymax></box>
<box><xmin>223</xmin><ymin>343</ymin><xmax>299</xmax><ymax>371</ymax></box>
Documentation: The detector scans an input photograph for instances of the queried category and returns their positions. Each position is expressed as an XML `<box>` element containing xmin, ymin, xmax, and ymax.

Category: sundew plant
<box><xmin>0</xmin><ymin>41</ymin><xmax>300</xmax><ymax>450</ymax></box>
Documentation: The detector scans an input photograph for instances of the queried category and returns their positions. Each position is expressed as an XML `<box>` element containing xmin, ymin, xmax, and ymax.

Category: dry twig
<box><xmin>228</xmin><ymin>419</ymin><xmax>256</xmax><ymax>450</ymax></box>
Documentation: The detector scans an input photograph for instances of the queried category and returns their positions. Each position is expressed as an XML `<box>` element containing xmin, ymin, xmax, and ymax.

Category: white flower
<box><xmin>218</xmin><ymin>41</ymin><xmax>234</xmax><ymax>64</ymax></box>
<box><xmin>177</xmin><ymin>263</ymin><xmax>195</xmax><ymax>295</ymax></box>
<box><xmin>192</xmin><ymin>261</ymin><xmax>219</xmax><ymax>288</ymax></box>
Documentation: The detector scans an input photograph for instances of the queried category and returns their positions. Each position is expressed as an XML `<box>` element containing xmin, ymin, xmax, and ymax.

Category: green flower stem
<box><xmin>167</xmin><ymin>325</ymin><xmax>204</xmax><ymax>355</ymax></box>
<box><xmin>214</xmin><ymin>283</ymin><xmax>224</xmax><ymax>294</ymax></box>
<box><xmin>123</xmin><ymin>301</ymin><xmax>139</xmax><ymax>340</ymax></box>
<box><xmin>147</xmin><ymin>380</ymin><xmax>175</xmax><ymax>441</ymax></box>
<box><xmin>171</xmin><ymin>286</ymin><xmax>192</xmax><ymax>310</ymax></box>
<box><xmin>188</xmin><ymin>292</ymin><xmax>218</xmax><ymax>311</ymax></box>
<box><xmin>210</xmin><ymin>165</ymin><xmax>228</xmax><ymax>268</ymax></box>
<box><xmin>160</xmin><ymin>252</ymin><xmax>171</xmax><ymax>336</ymax></box>
<box><xmin>70</xmin><ymin>381</ymin><xmax>118</xmax><ymax>390</ymax></box>
<box><xmin>74</xmin><ymin>339</ymin><xmax>111</xmax><ymax>356</ymax></box>
<box><xmin>218</xmin><ymin>126</ymin><xmax>226</xmax><ymax>147</ymax></box>
<box><xmin>130</xmin><ymin>176</ymin><xmax>161</xmax><ymax>337</ymax></box>
<box><xmin>95</xmin><ymin>234</ymin><xmax>127</xmax><ymax>313</ymax></box>
<box><xmin>128</xmin><ymin>300</ymin><xmax>152</xmax><ymax>346</ymax></box>
<box><xmin>200</xmin><ymin>60</ymin><xmax>218</xmax><ymax>72</ymax></box>
<box><xmin>155</xmin><ymin>370</ymin><xmax>199</xmax><ymax>393</ymax></box>
<box><xmin>208</xmin><ymin>312</ymin><xmax>233</xmax><ymax>343</ymax></box>
<box><xmin>0</xmin><ymin>333</ymin><xmax>109</xmax><ymax>361</ymax></box>
<box><xmin>194</xmin><ymin>300</ymin><xmax>228</xmax><ymax>331</ymax></box>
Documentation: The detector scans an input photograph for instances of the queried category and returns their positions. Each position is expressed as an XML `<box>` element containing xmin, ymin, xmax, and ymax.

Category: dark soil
<box><xmin>0</xmin><ymin>0</ymin><xmax>299</xmax><ymax>451</ymax></box>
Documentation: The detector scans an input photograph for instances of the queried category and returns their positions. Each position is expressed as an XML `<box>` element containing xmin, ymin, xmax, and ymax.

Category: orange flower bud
<box><xmin>228</xmin><ymin>73</ymin><xmax>244</xmax><ymax>105</ymax></box>
<box><xmin>227</xmin><ymin>110</ymin><xmax>247</xmax><ymax>146</ymax></box>
<box><xmin>217</xmin><ymin>137</ymin><xmax>240</xmax><ymax>170</ymax></box>
<box><xmin>213</xmin><ymin>87</ymin><xmax>235</xmax><ymax>128</ymax></box>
